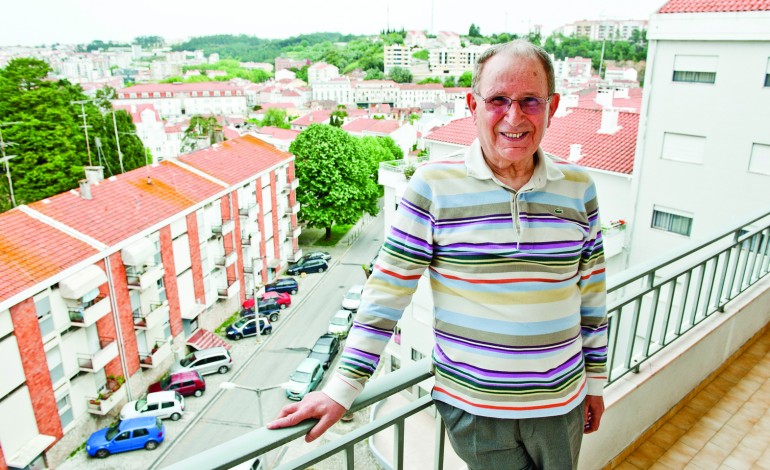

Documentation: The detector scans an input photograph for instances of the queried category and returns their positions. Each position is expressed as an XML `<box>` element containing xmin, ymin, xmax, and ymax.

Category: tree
<box><xmin>289</xmin><ymin>124</ymin><xmax>380</xmax><ymax>239</ymax></box>
<box><xmin>443</xmin><ymin>76</ymin><xmax>456</xmax><ymax>87</ymax></box>
<box><xmin>418</xmin><ymin>77</ymin><xmax>442</xmax><ymax>85</ymax></box>
<box><xmin>181</xmin><ymin>115</ymin><xmax>223</xmax><ymax>152</ymax></box>
<box><xmin>457</xmin><ymin>71</ymin><xmax>473</xmax><ymax>87</ymax></box>
<box><xmin>412</xmin><ymin>49</ymin><xmax>429</xmax><ymax>61</ymax></box>
<box><xmin>329</xmin><ymin>105</ymin><xmax>347</xmax><ymax>128</ymax></box>
<box><xmin>468</xmin><ymin>24</ymin><xmax>482</xmax><ymax>38</ymax></box>
<box><xmin>259</xmin><ymin>108</ymin><xmax>291</xmax><ymax>129</ymax></box>
<box><xmin>389</xmin><ymin>67</ymin><xmax>412</xmax><ymax>83</ymax></box>
<box><xmin>134</xmin><ymin>36</ymin><xmax>165</xmax><ymax>48</ymax></box>
<box><xmin>0</xmin><ymin>58</ymin><xmax>144</xmax><ymax>212</ymax></box>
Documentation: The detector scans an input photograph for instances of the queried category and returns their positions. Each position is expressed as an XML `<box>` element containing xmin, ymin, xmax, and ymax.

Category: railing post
<box><xmin>434</xmin><ymin>410</ymin><xmax>446</xmax><ymax>470</ymax></box>
<box><xmin>393</xmin><ymin>419</ymin><xmax>405</xmax><ymax>470</ymax></box>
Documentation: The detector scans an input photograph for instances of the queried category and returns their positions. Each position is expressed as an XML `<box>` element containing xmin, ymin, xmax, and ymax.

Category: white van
<box><xmin>120</xmin><ymin>391</ymin><xmax>185</xmax><ymax>421</ymax></box>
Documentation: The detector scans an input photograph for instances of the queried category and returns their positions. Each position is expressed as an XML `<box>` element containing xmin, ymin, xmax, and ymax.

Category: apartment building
<box><xmin>311</xmin><ymin>76</ymin><xmax>354</xmax><ymax>104</ymax></box>
<box><xmin>352</xmin><ymin>79</ymin><xmax>400</xmax><ymax>107</ymax></box>
<box><xmin>0</xmin><ymin>134</ymin><xmax>301</xmax><ymax>468</ymax></box>
<box><xmin>556</xmin><ymin>19</ymin><xmax>648</xmax><ymax>41</ymax></box>
<box><xmin>626</xmin><ymin>0</ymin><xmax>770</xmax><ymax>267</ymax></box>
<box><xmin>113</xmin><ymin>82</ymin><xmax>249</xmax><ymax>120</ymax></box>
<box><xmin>307</xmin><ymin>62</ymin><xmax>339</xmax><ymax>85</ymax></box>
<box><xmin>383</xmin><ymin>44</ymin><xmax>413</xmax><ymax>74</ymax></box>
<box><xmin>396</xmin><ymin>83</ymin><xmax>446</xmax><ymax>108</ymax></box>
<box><xmin>428</xmin><ymin>44</ymin><xmax>490</xmax><ymax>77</ymax></box>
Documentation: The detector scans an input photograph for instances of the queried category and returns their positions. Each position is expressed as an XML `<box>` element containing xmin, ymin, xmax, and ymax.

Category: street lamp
<box><xmin>219</xmin><ymin>381</ymin><xmax>288</xmax><ymax>428</ymax></box>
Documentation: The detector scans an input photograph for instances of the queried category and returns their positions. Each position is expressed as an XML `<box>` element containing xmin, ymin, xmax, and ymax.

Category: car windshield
<box><xmin>331</xmin><ymin>317</ymin><xmax>348</xmax><ymax>326</ymax></box>
<box><xmin>314</xmin><ymin>343</ymin><xmax>331</xmax><ymax>354</ymax></box>
<box><xmin>345</xmin><ymin>292</ymin><xmax>361</xmax><ymax>301</ymax></box>
<box><xmin>291</xmin><ymin>371</ymin><xmax>311</xmax><ymax>383</ymax></box>
<box><xmin>159</xmin><ymin>376</ymin><xmax>171</xmax><ymax>389</ymax></box>
<box><xmin>180</xmin><ymin>353</ymin><xmax>197</xmax><ymax>367</ymax></box>
<box><xmin>232</xmin><ymin>318</ymin><xmax>248</xmax><ymax>328</ymax></box>
<box><xmin>135</xmin><ymin>398</ymin><xmax>147</xmax><ymax>411</ymax></box>
<box><xmin>105</xmin><ymin>423</ymin><xmax>121</xmax><ymax>440</ymax></box>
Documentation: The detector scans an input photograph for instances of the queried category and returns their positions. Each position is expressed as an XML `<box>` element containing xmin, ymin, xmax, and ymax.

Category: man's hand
<box><xmin>266</xmin><ymin>391</ymin><xmax>347</xmax><ymax>442</ymax></box>
<box><xmin>583</xmin><ymin>395</ymin><xmax>604</xmax><ymax>434</ymax></box>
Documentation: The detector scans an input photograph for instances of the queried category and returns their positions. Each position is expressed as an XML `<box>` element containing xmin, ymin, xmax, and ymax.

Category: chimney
<box><xmin>569</xmin><ymin>144</ymin><xmax>582</xmax><ymax>162</ymax></box>
<box><xmin>596</xmin><ymin>88</ymin><xmax>613</xmax><ymax>108</ymax></box>
<box><xmin>84</xmin><ymin>166</ymin><xmax>104</xmax><ymax>185</ymax></box>
<box><xmin>555</xmin><ymin>94</ymin><xmax>579</xmax><ymax>117</ymax></box>
<box><xmin>79</xmin><ymin>179</ymin><xmax>92</xmax><ymax>199</ymax></box>
<box><xmin>598</xmin><ymin>108</ymin><xmax>621</xmax><ymax>134</ymax></box>
<box><xmin>615</xmin><ymin>87</ymin><xmax>629</xmax><ymax>99</ymax></box>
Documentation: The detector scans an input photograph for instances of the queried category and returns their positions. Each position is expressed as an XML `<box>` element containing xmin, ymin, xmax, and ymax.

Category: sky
<box><xmin>2</xmin><ymin>0</ymin><xmax>668</xmax><ymax>47</ymax></box>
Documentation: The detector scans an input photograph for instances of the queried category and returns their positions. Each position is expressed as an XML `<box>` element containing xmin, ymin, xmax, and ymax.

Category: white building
<box><xmin>311</xmin><ymin>76</ymin><xmax>354</xmax><ymax>104</ymax></box>
<box><xmin>626</xmin><ymin>3</ymin><xmax>770</xmax><ymax>267</ymax></box>
<box><xmin>307</xmin><ymin>62</ymin><xmax>339</xmax><ymax>85</ymax></box>
<box><xmin>396</xmin><ymin>83</ymin><xmax>446</xmax><ymax>108</ymax></box>
<box><xmin>556</xmin><ymin>19</ymin><xmax>648</xmax><ymax>41</ymax></box>
<box><xmin>113</xmin><ymin>82</ymin><xmax>249</xmax><ymax>120</ymax></box>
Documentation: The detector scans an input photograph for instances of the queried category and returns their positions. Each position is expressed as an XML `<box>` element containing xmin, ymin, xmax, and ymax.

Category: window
<box><xmin>661</xmin><ymin>132</ymin><xmax>706</xmax><ymax>164</ymax></box>
<box><xmin>46</xmin><ymin>346</ymin><xmax>64</xmax><ymax>385</ymax></box>
<box><xmin>411</xmin><ymin>348</ymin><xmax>425</xmax><ymax>361</ymax></box>
<box><xmin>115</xmin><ymin>431</ymin><xmax>131</xmax><ymax>441</ymax></box>
<box><xmin>133</xmin><ymin>428</ymin><xmax>149</xmax><ymax>437</ymax></box>
<box><xmin>146</xmin><ymin>403</ymin><xmax>159</xmax><ymax>411</ymax></box>
<box><xmin>35</xmin><ymin>294</ymin><xmax>55</xmax><ymax>338</ymax></box>
<box><xmin>162</xmin><ymin>402</ymin><xmax>174</xmax><ymax>409</ymax></box>
<box><xmin>391</xmin><ymin>355</ymin><xmax>401</xmax><ymax>372</ymax></box>
<box><xmin>652</xmin><ymin>207</ymin><xmax>693</xmax><ymax>236</ymax></box>
<box><xmin>749</xmin><ymin>143</ymin><xmax>770</xmax><ymax>175</ymax></box>
<box><xmin>57</xmin><ymin>394</ymin><xmax>74</xmax><ymax>429</ymax></box>
<box><xmin>765</xmin><ymin>59</ymin><xmax>770</xmax><ymax>87</ymax></box>
<box><xmin>672</xmin><ymin>55</ymin><xmax>717</xmax><ymax>84</ymax></box>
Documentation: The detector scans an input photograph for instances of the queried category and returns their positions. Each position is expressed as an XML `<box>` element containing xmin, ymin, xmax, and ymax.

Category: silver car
<box><xmin>171</xmin><ymin>346</ymin><xmax>233</xmax><ymax>376</ymax></box>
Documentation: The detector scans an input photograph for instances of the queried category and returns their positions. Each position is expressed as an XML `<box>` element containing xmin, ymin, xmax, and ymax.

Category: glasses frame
<box><xmin>474</xmin><ymin>93</ymin><xmax>553</xmax><ymax>116</ymax></box>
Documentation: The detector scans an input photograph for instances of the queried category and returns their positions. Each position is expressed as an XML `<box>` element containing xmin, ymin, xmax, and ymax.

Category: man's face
<box><xmin>467</xmin><ymin>54</ymin><xmax>560</xmax><ymax>169</ymax></box>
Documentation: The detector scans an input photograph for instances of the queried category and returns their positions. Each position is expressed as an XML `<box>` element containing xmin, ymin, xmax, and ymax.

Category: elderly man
<box><xmin>269</xmin><ymin>39</ymin><xmax>608</xmax><ymax>469</ymax></box>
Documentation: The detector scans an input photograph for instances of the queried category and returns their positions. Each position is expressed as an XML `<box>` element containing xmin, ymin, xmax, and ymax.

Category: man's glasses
<box><xmin>475</xmin><ymin>94</ymin><xmax>551</xmax><ymax>116</ymax></box>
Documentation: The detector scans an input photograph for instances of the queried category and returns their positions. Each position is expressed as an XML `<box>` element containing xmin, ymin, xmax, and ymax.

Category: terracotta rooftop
<box><xmin>342</xmin><ymin>118</ymin><xmax>401</xmax><ymax>134</ymax></box>
<box><xmin>118</xmin><ymin>82</ymin><xmax>246</xmax><ymax>94</ymax></box>
<box><xmin>178</xmin><ymin>134</ymin><xmax>292</xmax><ymax>186</ymax></box>
<box><xmin>114</xmin><ymin>103</ymin><xmax>161</xmax><ymax>124</ymax></box>
<box><xmin>658</xmin><ymin>0</ymin><xmax>770</xmax><ymax>12</ymax></box>
<box><xmin>425</xmin><ymin>109</ymin><xmax>638</xmax><ymax>175</ymax></box>
<box><xmin>0</xmin><ymin>210</ymin><xmax>98</xmax><ymax>302</ymax></box>
<box><xmin>575</xmin><ymin>88</ymin><xmax>644</xmax><ymax>113</ymax></box>
<box><xmin>291</xmin><ymin>110</ymin><xmax>331</xmax><ymax>127</ymax></box>
<box><xmin>256</xmin><ymin>127</ymin><xmax>301</xmax><ymax>140</ymax></box>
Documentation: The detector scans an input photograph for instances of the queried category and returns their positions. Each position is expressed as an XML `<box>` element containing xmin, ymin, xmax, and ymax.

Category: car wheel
<box><xmin>193</xmin><ymin>389</ymin><xmax>203</xmax><ymax>397</ymax></box>
<box><xmin>144</xmin><ymin>440</ymin><xmax>159</xmax><ymax>450</ymax></box>
<box><xmin>170</xmin><ymin>412</ymin><xmax>181</xmax><ymax>421</ymax></box>
<box><xmin>95</xmin><ymin>449</ymin><xmax>110</xmax><ymax>459</ymax></box>
<box><xmin>290</xmin><ymin>289</ymin><xmax>298</xmax><ymax>295</ymax></box>
<box><xmin>233</xmin><ymin>333</ymin><xmax>242</xmax><ymax>340</ymax></box>
<box><xmin>269</xmin><ymin>313</ymin><xmax>279</xmax><ymax>322</ymax></box>
<box><xmin>318</xmin><ymin>267</ymin><xmax>325</xmax><ymax>273</ymax></box>
<box><xmin>218</xmin><ymin>365</ymin><xmax>229</xmax><ymax>374</ymax></box>
<box><xmin>265</xmin><ymin>328</ymin><xmax>272</xmax><ymax>335</ymax></box>
<box><xmin>280</xmin><ymin>304</ymin><xmax>287</xmax><ymax>309</ymax></box>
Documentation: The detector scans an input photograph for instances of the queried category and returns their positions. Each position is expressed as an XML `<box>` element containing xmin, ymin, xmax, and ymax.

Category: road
<box><xmin>153</xmin><ymin>212</ymin><xmax>385</xmax><ymax>467</ymax></box>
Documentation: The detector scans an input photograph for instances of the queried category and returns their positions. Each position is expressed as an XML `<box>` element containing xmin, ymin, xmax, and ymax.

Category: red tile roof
<box><xmin>178</xmin><ymin>134</ymin><xmax>292</xmax><ymax>185</ymax></box>
<box><xmin>114</xmin><ymin>104</ymin><xmax>161</xmax><ymax>124</ymax></box>
<box><xmin>118</xmin><ymin>82</ymin><xmax>246</xmax><ymax>94</ymax></box>
<box><xmin>291</xmin><ymin>110</ymin><xmax>332</xmax><ymax>127</ymax></box>
<box><xmin>28</xmin><ymin>164</ymin><xmax>224</xmax><ymax>246</ymax></box>
<box><xmin>425</xmin><ymin>110</ymin><xmax>638</xmax><ymax>175</ymax></box>
<box><xmin>0</xmin><ymin>210</ymin><xmax>99</xmax><ymax>302</ymax></box>
<box><xmin>575</xmin><ymin>88</ymin><xmax>643</xmax><ymax>113</ymax></box>
<box><xmin>342</xmin><ymin>118</ymin><xmax>401</xmax><ymax>134</ymax></box>
<box><xmin>257</xmin><ymin>126</ymin><xmax>301</xmax><ymax>140</ymax></box>
<box><xmin>658</xmin><ymin>0</ymin><xmax>770</xmax><ymax>12</ymax></box>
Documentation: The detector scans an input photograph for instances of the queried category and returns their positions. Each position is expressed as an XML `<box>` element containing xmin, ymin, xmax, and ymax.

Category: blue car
<box><xmin>226</xmin><ymin>316</ymin><xmax>272</xmax><ymax>340</ymax></box>
<box><xmin>87</xmin><ymin>416</ymin><xmax>165</xmax><ymax>458</ymax></box>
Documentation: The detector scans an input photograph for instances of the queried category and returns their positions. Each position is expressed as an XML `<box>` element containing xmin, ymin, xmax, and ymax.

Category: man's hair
<box><xmin>471</xmin><ymin>39</ymin><xmax>555</xmax><ymax>96</ymax></box>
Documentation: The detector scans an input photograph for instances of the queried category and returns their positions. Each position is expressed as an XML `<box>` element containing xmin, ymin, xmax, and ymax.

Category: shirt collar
<box><xmin>465</xmin><ymin>138</ymin><xmax>564</xmax><ymax>190</ymax></box>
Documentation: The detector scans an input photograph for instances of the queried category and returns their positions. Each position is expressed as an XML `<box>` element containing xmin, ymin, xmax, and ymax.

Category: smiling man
<box><xmin>269</xmin><ymin>40</ymin><xmax>608</xmax><ymax>469</ymax></box>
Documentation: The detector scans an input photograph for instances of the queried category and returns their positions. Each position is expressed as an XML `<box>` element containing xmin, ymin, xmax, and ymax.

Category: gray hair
<box><xmin>471</xmin><ymin>39</ymin><xmax>556</xmax><ymax>96</ymax></box>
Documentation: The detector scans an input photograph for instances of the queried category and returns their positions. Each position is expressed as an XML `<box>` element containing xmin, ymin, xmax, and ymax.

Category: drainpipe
<box><xmin>104</xmin><ymin>255</ymin><xmax>133</xmax><ymax>401</ymax></box>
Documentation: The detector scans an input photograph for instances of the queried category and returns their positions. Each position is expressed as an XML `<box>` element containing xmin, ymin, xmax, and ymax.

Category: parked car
<box><xmin>171</xmin><ymin>346</ymin><xmax>233</xmax><ymax>376</ymax></box>
<box><xmin>86</xmin><ymin>416</ymin><xmax>165</xmax><ymax>458</ymax></box>
<box><xmin>285</xmin><ymin>358</ymin><xmax>324</xmax><ymax>400</ymax></box>
<box><xmin>241</xmin><ymin>299</ymin><xmax>280</xmax><ymax>322</ymax></box>
<box><xmin>294</xmin><ymin>251</ymin><xmax>332</xmax><ymax>264</ymax></box>
<box><xmin>328</xmin><ymin>310</ymin><xmax>355</xmax><ymax>338</ymax></box>
<box><xmin>287</xmin><ymin>258</ymin><xmax>328</xmax><ymax>275</ymax></box>
<box><xmin>260</xmin><ymin>291</ymin><xmax>291</xmax><ymax>309</ymax></box>
<box><xmin>307</xmin><ymin>334</ymin><xmax>341</xmax><ymax>369</ymax></box>
<box><xmin>265</xmin><ymin>277</ymin><xmax>299</xmax><ymax>295</ymax></box>
<box><xmin>148</xmin><ymin>370</ymin><xmax>206</xmax><ymax>397</ymax></box>
<box><xmin>120</xmin><ymin>391</ymin><xmax>184</xmax><ymax>421</ymax></box>
<box><xmin>341</xmin><ymin>285</ymin><xmax>364</xmax><ymax>311</ymax></box>
<box><xmin>226</xmin><ymin>316</ymin><xmax>272</xmax><ymax>340</ymax></box>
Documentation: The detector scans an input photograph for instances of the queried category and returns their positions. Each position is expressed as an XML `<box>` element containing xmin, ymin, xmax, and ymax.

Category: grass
<box><xmin>299</xmin><ymin>224</ymin><xmax>354</xmax><ymax>247</ymax></box>
<box><xmin>69</xmin><ymin>442</ymin><xmax>86</xmax><ymax>458</ymax></box>
<box><xmin>215</xmin><ymin>310</ymin><xmax>241</xmax><ymax>335</ymax></box>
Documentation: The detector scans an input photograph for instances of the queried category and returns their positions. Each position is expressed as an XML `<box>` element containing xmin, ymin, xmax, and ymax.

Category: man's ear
<box><xmin>467</xmin><ymin>92</ymin><xmax>478</xmax><ymax>120</ymax></box>
<box><xmin>546</xmin><ymin>93</ymin><xmax>560</xmax><ymax>128</ymax></box>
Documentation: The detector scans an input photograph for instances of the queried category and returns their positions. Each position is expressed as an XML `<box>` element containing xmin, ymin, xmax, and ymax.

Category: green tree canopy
<box><xmin>181</xmin><ymin>115</ymin><xmax>223</xmax><ymax>152</ymax></box>
<box><xmin>259</xmin><ymin>108</ymin><xmax>291</xmax><ymax>129</ymax></box>
<box><xmin>457</xmin><ymin>71</ymin><xmax>473</xmax><ymax>87</ymax></box>
<box><xmin>0</xmin><ymin>58</ymin><xmax>144</xmax><ymax>212</ymax></box>
<box><xmin>329</xmin><ymin>105</ymin><xmax>347</xmax><ymax>128</ymax></box>
<box><xmin>289</xmin><ymin>124</ymin><xmax>380</xmax><ymax>239</ymax></box>
<box><xmin>388</xmin><ymin>67</ymin><xmax>412</xmax><ymax>83</ymax></box>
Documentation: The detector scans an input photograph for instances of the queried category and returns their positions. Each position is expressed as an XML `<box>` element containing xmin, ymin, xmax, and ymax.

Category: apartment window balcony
<box><xmin>182</xmin><ymin>301</ymin><xmax>206</xmax><ymax>321</ymax></box>
<box><xmin>217</xmin><ymin>279</ymin><xmax>240</xmax><ymax>300</ymax></box>
<box><xmin>241</xmin><ymin>234</ymin><xmax>253</xmax><ymax>246</ymax></box>
<box><xmin>68</xmin><ymin>295</ymin><xmax>111</xmax><ymax>327</ymax></box>
<box><xmin>127</xmin><ymin>265</ymin><xmax>165</xmax><ymax>290</ymax></box>
<box><xmin>288</xmin><ymin>249</ymin><xmax>303</xmax><ymax>263</ymax></box>
<box><xmin>139</xmin><ymin>338</ymin><xmax>173</xmax><ymax>369</ymax></box>
<box><xmin>292</xmin><ymin>226</ymin><xmax>302</xmax><ymax>239</ymax></box>
<box><xmin>86</xmin><ymin>381</ymin><xmax>127</xmax><ymax>416</ymax></box>
<box><xmin>77</xmin><ymin>337</ymin><xmax>119</xmax><ymax>372</ymax></box>
<box><xmin>239</xmin><ymin>203</ymin><xmax>258</xmax><ymax>219</ymax></box>
<box><xmin>288</xmin><ymin>202</ymin><xmax>301</xmax><ymax>214</ymax></box>
<box><xmin>214</xmin><ymin>251</ymin><xmax>237</xmax><ymax>268</ymax></box>
<box><xmin>211</xmin><ymin>219</ymin><xmax>235</xmax><ymax>237</ymax></box>
<box><xmin>290</xmin><ymin>178</ymin><xmax>299</xmax><ymax>190</ymax></box>
<box><xmin>132</xmin><ymin>301</ymin><xmax>169</xmax><ymax>330</ymax></box>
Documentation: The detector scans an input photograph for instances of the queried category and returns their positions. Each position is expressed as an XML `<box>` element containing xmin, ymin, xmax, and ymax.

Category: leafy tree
<box><xmin>289</xmin><ymin>124</ymin><xmax>380</xmax><ymax>239</ymax></box>
<box><xmin>412</xmin><ymin>49</ymin><xmax>429</xmax><ymax>61</ymax></box>
<box><xmin>457</xmin><ymin>71</ymin><xmax>473</xmax><ymax>87</ymax></box>
<box><xmin>377</xmin><ymin>136</ymin><xmax>404</xmax><ymax>160</ymax></box>
<box><xmin>134</xmin><ymin>36</ymin><xmax>165</xmax><ymax>48</ymax></box>
<box><xmin>0</xmin><ymin>58</ymin><xmax>144</xmax><ymax>212</ymax></box>
<box><xmin>329</xmin><ymin>105</ymin><xmax>347</xmax><ymax>128</ymax></box>
<box><xmin>289</xmin><ymin>64</ymin><xmax>309</xmax><ymax>82</ymax></box>
<box><xmin>418</xmin><ymin>77</ymin><xmax>442</xmax><ymax>85</ymax></box>
<box><xmin>259</xmin><ymin>108</ymin><xmax>291</xmax><ymax>129</ymax></box>
<box><xmin>364</xmin><ymin>68</ymin><xmax>384</xmax><ymax>80</ymax></box>
<box><xmin>389</xmin><ymin>67</ymin><xmax>412</xmax><ymax>83</ymax></box>
<box><xmin>181</xmin><ymin>115</ymin><xmax>223</xmax><ymax>152</ymax></box>
<box><xmin>443</xmin><ymin>76</ymin><xmax>457</xmax><ymax>87</ymax></box>
<box><xmin>468</xmin><ymin>24</ymin><xmax>482</xmax><ymax>38</ymax></box>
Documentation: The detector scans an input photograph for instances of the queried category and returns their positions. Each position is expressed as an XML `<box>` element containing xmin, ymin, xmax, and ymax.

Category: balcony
<box><xmin>292</xmin><ymin>226</ymin><xmax>302</xmax><ymax>239</ymax></box>
<box><xmin>290</xmin><ymin>178</ymin><xmax>299</xmax><ymax>190</ymax></box>
<box><xmin>68</xmin><ymin>295</ymin><xmax>111</xmax><ymax>327</ymax></box>
<box><xmin>217</xmin><ymin>280</ymin><xmax>240</xmax><ymax>300</ymax></box>
<box><xmin>378</xmin><ymin>157</ymin><xmax>428</xmax><ymax>188</ymax></box>
<box><xmin>126</xmin><ymin>264</ymin><xmax>165</xmax><ymax>290</ymax></box>
<box><xmin>77</xmin><ymin>338</ymin><xmax>119</xmax><ymax>372</ymax></box>
<box><xmin>139</xmin><ymin>338</ymin><xmax>173</xmax><ymax>369</ymax></box>
<box><xmin>239</xmin><ymin>202</ymin><xmax>257</xmax><ymax>219</ymax></box>
<box><xmin>86</xmin><ymin>383</ymin><xmax>127</xmax><ymax>416</ymax></box>
<box><xmin>214</xmin><ymin>251</ymin><xmax>237</xmax><ymax>268</ymax></box>
<box><xmin>211</xmin><ymin>219</ymin><xmax>235</xmax><ymax>237</ymax></box>
<box><xmin>164</xmin><ymin>211</ymin><xmax>770</xmax><ymax>470</ymax></box>
<box><xmin>288</xmin><ymin>202</ymin><xmax>300</xmax><ymax>214</ymax></box>
<box><xmin>133</xmin><ymin>301</ymin><xmax>169</xmax><ymax>330</ymax></box>
<box><xmin>602</xmin><ymin>220</ymin><xmax>627</xmax><ymax>259</ymax></box>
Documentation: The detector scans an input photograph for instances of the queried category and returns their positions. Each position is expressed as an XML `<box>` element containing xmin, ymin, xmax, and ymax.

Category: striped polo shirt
<box><xmin>324</xmin><ymin>139</ymin><xmax>608</xmax><ymax>419</ymax></box>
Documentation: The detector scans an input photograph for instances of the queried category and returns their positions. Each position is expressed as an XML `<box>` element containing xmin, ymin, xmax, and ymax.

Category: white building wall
<box><xmin>627</xmin><ymin>12</ymin><xmax>770</xmax><ymax>267</ymax></box>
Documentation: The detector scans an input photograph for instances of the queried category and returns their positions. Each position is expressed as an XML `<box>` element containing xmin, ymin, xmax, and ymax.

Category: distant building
<box><xmin>113</xmin><ymin>82</ymin><xmax>249</xmax><ymax>120</ymax></box>
<box><xmin>274</xmin><ymin>57</ymin><xmax>310</xmax><ymax>71</ymax></box>
<box><xmin>556</xmin><ymin>19</ymin><xmax>648</xmax><ymax>41</ymax></box>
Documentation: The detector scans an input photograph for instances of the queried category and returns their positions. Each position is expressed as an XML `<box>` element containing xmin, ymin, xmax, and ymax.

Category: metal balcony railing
<box><xmin>164</xmin><ymin>209</ymin><xmax>770</xmax><ymax>470</ymax></box>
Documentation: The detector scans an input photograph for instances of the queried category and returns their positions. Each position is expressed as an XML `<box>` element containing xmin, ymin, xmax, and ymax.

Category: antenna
<box><xmin>0</xmin><ymin>122</ymin><xmax>22</xmax><ymax>208</ymax></box>
<box><xmin>72</xmin><ymin>99</ymin><xmax>94</xmax><ymax>166</ymax></box>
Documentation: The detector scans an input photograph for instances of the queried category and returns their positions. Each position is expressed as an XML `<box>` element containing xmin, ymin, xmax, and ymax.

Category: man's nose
<box><xmin>503</xmin><ymin>102</ymin><xmax>525</xmax><ymax>122</ymax></box>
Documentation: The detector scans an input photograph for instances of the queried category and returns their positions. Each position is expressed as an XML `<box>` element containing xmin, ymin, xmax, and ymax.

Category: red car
<box><xmin>259</xmin><ymin>292</ymin><xmax>291</xmax><ymax>309</ymax></box>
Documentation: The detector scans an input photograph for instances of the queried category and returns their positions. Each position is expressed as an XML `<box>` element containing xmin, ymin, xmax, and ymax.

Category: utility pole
<box><xmin>112</xmin><ymin>110</ymin><xmax>125</xmax><ymax>173</ymax></box>
<box><xmin>0</xmin><ymin>122</ymin><xmax>22</xmax><ymax>208</ymax></box>
<box><xmin>72</xmin><ymin>100</ymin><xmax>94</xmax><ymax>166</ymax></box>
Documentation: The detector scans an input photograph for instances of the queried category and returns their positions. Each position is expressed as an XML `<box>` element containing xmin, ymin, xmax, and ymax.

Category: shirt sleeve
<box><xmin>578</xmin><ymin>180</ymin><xmax>609</xmax><ymax>397</ymax></box>
<box><xmin>324</xmin><ymin>167</ymin><xmax>435</xmax><ymax>409</ymax></box>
